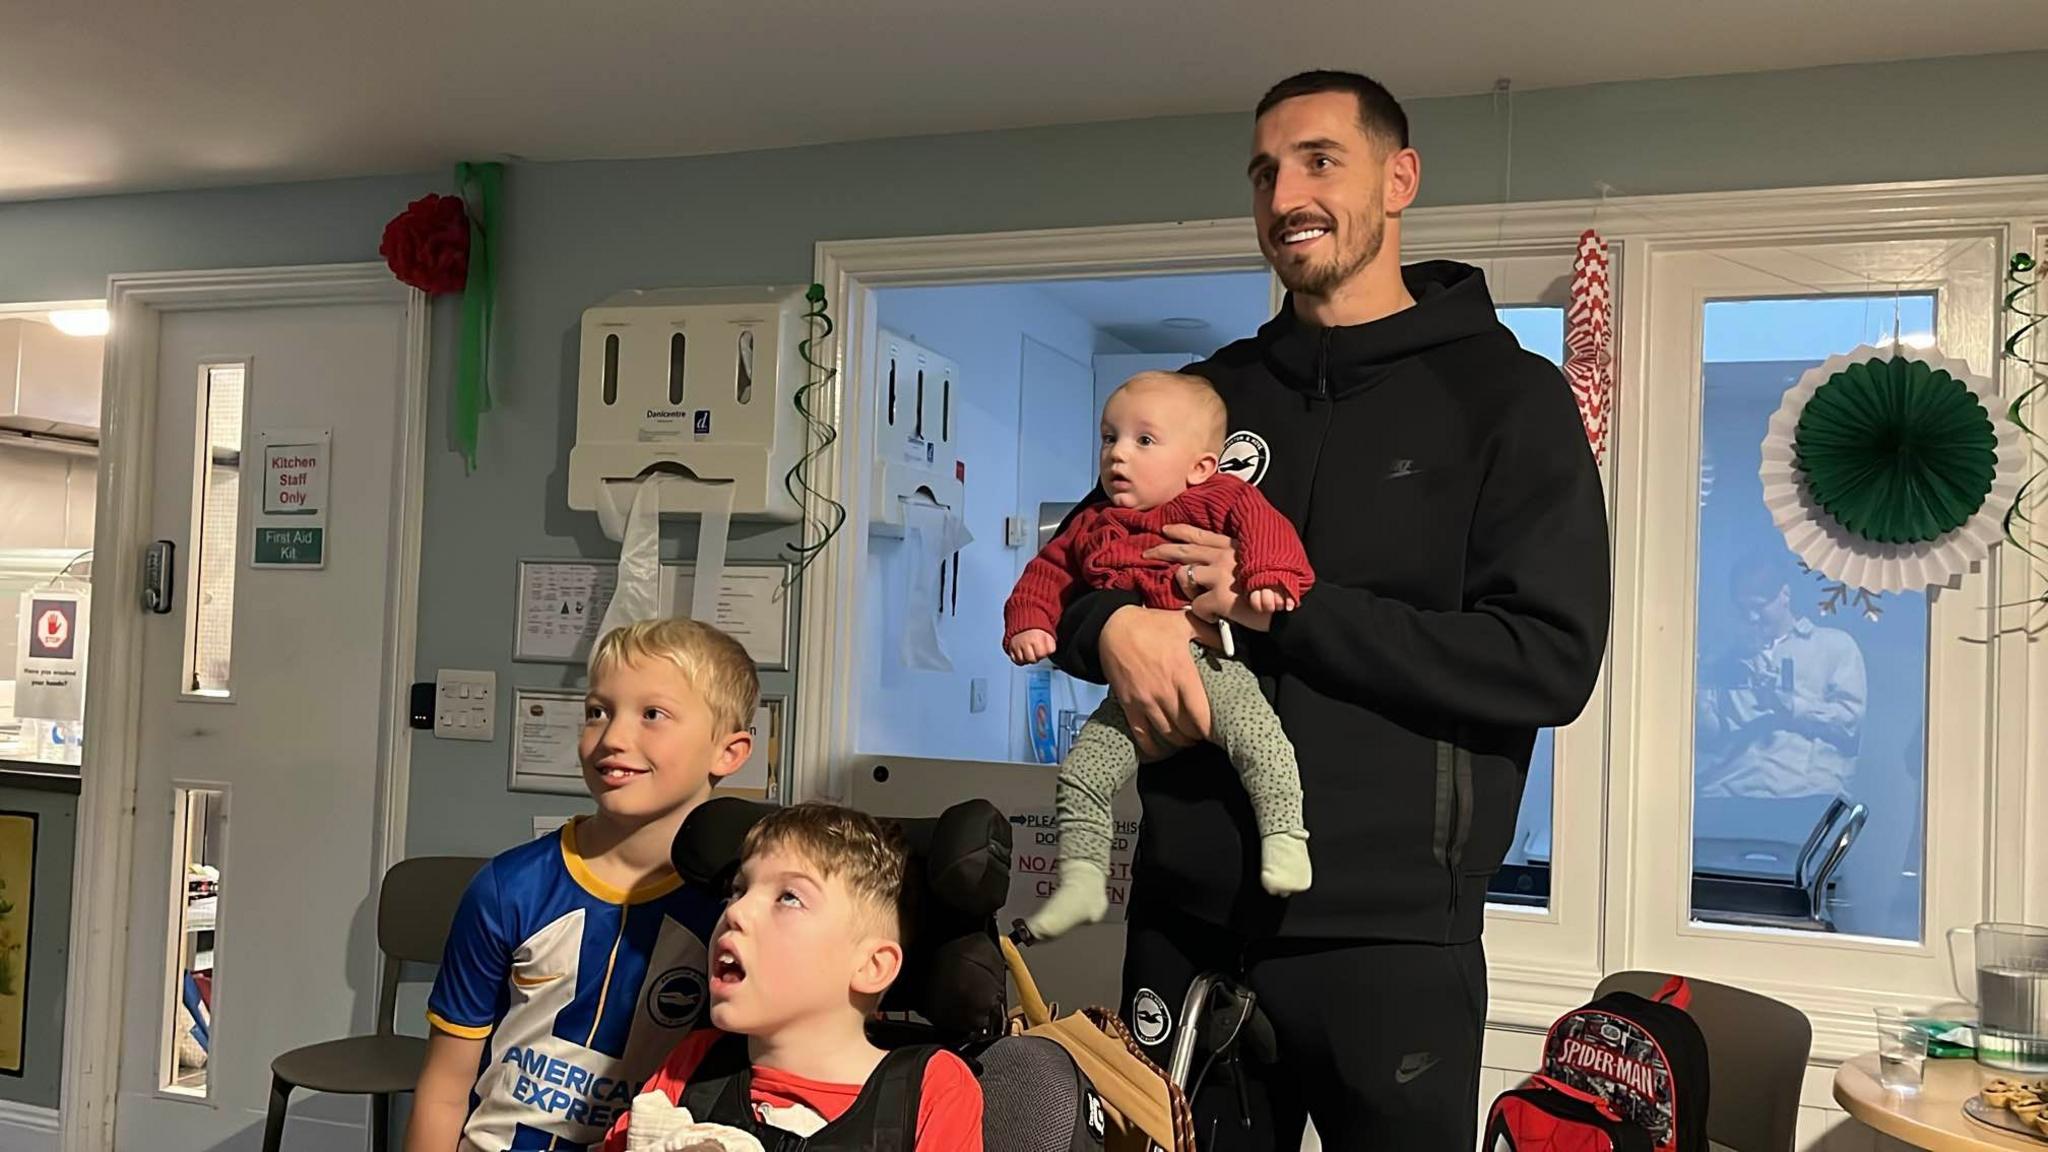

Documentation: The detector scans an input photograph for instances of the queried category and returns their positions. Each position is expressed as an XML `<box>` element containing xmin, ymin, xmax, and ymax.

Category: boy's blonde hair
<box><xmin>589</xmin><ymin>618</ymin><xmax>759</xmax><ymax>735</ymax></box>
<box><xmin>741</xmin><ymin>803</ymin><xmax>912</xmax><ymax>939</ymax></box>
<box><xmin>1119</xmin><ymin>371</ymin><xmax>1229</xmax><ymax>452</ymax></box>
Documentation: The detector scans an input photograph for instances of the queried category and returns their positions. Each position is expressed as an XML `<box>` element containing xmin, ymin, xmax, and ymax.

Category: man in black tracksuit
<box><xmin>1051</xmin><ymin>72</ymin><xmax>1610</xmax><ymax>1149</ymax></box>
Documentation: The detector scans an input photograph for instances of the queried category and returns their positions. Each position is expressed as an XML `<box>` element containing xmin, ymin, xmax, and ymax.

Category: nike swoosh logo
<box><xmin>1395</xmin><ymin>1056</ymin><xmax>1440</xmax><ymax>1084</ymax></box>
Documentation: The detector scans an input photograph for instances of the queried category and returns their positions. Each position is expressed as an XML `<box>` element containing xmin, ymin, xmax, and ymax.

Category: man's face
<box><xmin>1249</xmin><ymin>91</ymin><xmax>1390</xmax><ymax>298</ymax></box>
<box><xmin>1736</xmin><ymin>584</ymin><xmax>1793</xmax><ymax>636</ymax></box>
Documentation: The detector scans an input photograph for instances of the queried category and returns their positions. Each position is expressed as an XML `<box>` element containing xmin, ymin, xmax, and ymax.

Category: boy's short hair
<box><xmin>589</xmin><ymin>617</ymin><xmax>760</xmax><ymax>734</ymax></box>
<box><xmin>1121</xmin><ymin>371</ymin><xmax>1228</xmax><ymax>452</ymax></box>
<box><xmin>741</xmin><ymin>803</ymin><xmax>913</xmax><ymax>938</ymax></box>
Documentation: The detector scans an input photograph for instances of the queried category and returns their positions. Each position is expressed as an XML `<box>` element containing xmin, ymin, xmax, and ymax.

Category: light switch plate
<box><xmin>969</xmin><ymin>677</ymin><xmax>988</xmax><ymax>714</ymax></box>
<box><xmin>1004</xmin><ymin>516</ymin><xmax>1029</xmax><ymax>548</ymax></box>
<box><xmin>434</xmin><ymin>669</ymin><xmax>497</xmax><ymax>741</ymax></box>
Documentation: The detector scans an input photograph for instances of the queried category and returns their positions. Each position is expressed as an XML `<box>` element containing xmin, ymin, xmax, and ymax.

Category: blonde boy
<box><xmin>408</xmin><ymin>619</ymin><xmax>757</xmax><ymax>1152</ymax></box>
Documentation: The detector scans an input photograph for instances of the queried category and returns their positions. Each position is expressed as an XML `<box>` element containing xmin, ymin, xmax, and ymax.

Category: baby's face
<box><xmin>1099</xmin><ymin>383</ymin><xmax>1215</xmax><ymax>510</ymax></box>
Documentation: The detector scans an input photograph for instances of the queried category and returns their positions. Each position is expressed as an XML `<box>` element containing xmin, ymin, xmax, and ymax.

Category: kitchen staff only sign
<box><xmin>253</xmin><ymin>428</ymin><xmax>330</xmax><ymax>569</ymax></box>
<box><xmin>14</xmin><ymin>589</ymin><xmax>89</xmax><ymax>721</ymax></box>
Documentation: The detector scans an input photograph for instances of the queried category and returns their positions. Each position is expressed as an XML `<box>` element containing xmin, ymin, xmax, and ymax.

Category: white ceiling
<box><xmin>6</xmin><ymin>0</ymin><xmax>2047</xmax><ymax>202</ymax></box>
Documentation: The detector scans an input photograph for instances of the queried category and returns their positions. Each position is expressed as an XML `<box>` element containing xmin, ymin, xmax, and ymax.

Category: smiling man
<box><xmin>1052</xmin><ymin>71</ymin><xmax>1612</xmax><ymax>1149</ymax></box>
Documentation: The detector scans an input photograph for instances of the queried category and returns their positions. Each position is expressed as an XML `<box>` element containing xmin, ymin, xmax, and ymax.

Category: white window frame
<box><xmin>1630</xmin><ymin>233</ymin><xmax>2000</xmax><ymax>1058</ymax></box>
<box><xmin>791</xmin><ymin>179</ymin><xmax>2048</xmax><ymax>1053</ymax></box>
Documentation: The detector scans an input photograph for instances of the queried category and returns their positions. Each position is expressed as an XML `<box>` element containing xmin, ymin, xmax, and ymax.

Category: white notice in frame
<box><xmin>252</xmin><ymin>428</ymin><xmax>332</xmax><ymax>569</ymax></box>
<box><xmin>14</xmin><ymin>590</ymin><xmax>89</xmax><ymax>721</ymax></box>
<box><xmin>509</xmin><ymin>688</ymin><xmax>588</xmax><ymax>795</ymax></box>
<box><xmin>515</xmin><ymin>561</ymin><xmax>620</xmax><ymax>664</ymax></box>
<box><xmin>667</xmin><ymin>565</ymin><xmax>791</xmax><ymax>669</ymax></box>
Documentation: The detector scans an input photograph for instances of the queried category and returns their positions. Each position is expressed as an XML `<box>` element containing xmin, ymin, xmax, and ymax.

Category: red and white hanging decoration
<box><xmin>1565</xmin><ymin>229</ymin><xmax>1614</xmax><ymax>463</ymax></box>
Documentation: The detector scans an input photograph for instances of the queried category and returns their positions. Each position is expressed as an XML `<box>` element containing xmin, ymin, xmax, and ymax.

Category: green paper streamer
<box><xmin>454</xmin><ymin>162</ymin><xmax>503</xmax><ymax>472</ymax></box>
<box><xmin>1793</xmin><ymin>355</ymin><xmax>1998</xmax><ymax>545</ymax></box>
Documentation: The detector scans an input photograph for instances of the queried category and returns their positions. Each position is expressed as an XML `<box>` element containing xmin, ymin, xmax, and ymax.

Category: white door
<box><xmin>114</xmin><ymin>299</ymin><xmax>413</xmax><ymax>1152</ymax></box>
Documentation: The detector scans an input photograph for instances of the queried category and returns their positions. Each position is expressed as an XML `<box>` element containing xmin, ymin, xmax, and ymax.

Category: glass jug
<box><xmin>1949</xmin><ymin>922</ymin><xmax>2048</xmax><ymax>1072</ymax></box>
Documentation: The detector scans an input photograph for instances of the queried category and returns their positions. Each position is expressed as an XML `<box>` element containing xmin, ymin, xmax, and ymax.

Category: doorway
<box><xmin>64</xmin><ymin>267</ymin><xmax>428</xmax><ymax>1152</ymax></box>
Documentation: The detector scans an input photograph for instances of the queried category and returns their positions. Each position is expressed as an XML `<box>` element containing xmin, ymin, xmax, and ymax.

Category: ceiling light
<box><xmin>1160</xmin><ymin>317</ymin><xmax>1208</xmax><ymax>330</ymax></box>
<box><xmin>48</xmin><ymin>308</ymin><xmax>110</xmax><ymax>337</ymax></box>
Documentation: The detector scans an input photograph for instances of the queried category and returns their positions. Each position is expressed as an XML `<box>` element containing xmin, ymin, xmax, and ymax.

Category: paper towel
<box><xmin>901</xmin><ymin>500</ymin><xmax>971</xmax><ymax>672</ymax></box>
<box><xmin>596</xmin><ymin>473</ymin><xmax>736</xmax><ymax>643</ymax></box>
<box><xmin>625</xmin><ymin>1091</ymin><xmax>766</xmax><ymax>1152</ymax></box>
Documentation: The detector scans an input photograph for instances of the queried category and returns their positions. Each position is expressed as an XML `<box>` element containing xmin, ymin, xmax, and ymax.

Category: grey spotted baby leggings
<box><xmin>1055</xmin><ymin>641</ymin><xmax>1304</xmax><ymax>866</ymax></box>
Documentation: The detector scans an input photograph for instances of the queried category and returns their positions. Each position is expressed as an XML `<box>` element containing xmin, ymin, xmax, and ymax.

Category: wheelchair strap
<box><xmin>680</xmin><ymin>1032</ymin><xmax>938</xmax><ymax>1151</ymax></box>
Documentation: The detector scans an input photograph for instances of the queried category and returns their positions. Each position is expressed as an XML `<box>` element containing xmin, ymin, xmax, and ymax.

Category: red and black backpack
<box><xmin>1485</xmin><ymin>1074</ymin><xmax>1655</xmax><ymax>1152</ymax></box>
<box><xmin>1515</xmin><ymin>977</ymin><xmax>1710</xmax><ymax>1152</ymax></box>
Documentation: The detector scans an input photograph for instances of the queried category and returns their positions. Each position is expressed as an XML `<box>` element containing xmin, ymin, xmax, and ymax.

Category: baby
<box><xmin>1003</xmin><ymin>371</ymin><xmax>1314</xmax><ymax>939</ymax></box>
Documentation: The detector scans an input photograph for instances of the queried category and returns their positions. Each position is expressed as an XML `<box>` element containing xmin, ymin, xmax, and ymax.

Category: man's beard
<box><xmin>1274</xmin><ymin>207</ymin><xmax>1384</xmax><ymax>298</ymax></box>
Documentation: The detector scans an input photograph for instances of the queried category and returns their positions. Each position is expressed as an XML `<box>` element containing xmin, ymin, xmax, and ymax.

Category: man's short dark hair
<box><xmin>1728</xmin><ymin>547</ymin><xmax>1792</xmax><ymax>600</ymax></box>
<box><xmin>1255</xmin><ymin>70</ymin><xmax>1409</xmax><ymax>151</ymax></box>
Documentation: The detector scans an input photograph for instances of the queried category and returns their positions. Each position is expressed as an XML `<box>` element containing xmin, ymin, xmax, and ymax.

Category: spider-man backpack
<box><xmin>1490</xmin><ymin>977</ymin><xmax>1709</xmax><ymax>1152</ymax></box>
<box><xmin>1485</xmin><ymin>1075</ymin><xmax>1653</xmax><ymax>1152</ymax></box>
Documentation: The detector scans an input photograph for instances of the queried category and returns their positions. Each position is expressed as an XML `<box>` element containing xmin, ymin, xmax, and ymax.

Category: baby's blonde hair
<box><xmin>1118</xmin><ymin>371</ymin><xmax>1228</xmax><ymax>452</ymax></box>
<box><xmin>588</xmin><ymin>617</ymin><xmax>759</xmax><ymax>735</ymax></box>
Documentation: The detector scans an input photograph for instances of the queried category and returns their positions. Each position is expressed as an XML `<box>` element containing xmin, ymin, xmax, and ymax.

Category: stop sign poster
<box><xmin>14</xmin><ymin>590</ymin><xmax>88</xmax><ymax>721</ymax></box>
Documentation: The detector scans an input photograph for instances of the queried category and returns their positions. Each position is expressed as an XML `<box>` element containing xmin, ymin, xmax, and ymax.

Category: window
<box><xmin>1488</xmin><ymin>304</ymin><xmax>1567</xmax><ymax>911</ymax></box>
<box><xmin>1632</xmin><ymin>234</ymin><xmax>1998</xmax><ymax>1005</ymax></box>
<box><xmin>1689</xmin><ymin>295</ymin><xmax>1935</xmax><ymax>941</ymax></box>
<box><xmin>161</xmin><ymin>787</ymin><xmax>225</xmax><ymax>1098</ymax></box>
<box><xmin>184</xmin><ymin>364</ymin><xmax>245</xmax><ymax>698</ymax></box>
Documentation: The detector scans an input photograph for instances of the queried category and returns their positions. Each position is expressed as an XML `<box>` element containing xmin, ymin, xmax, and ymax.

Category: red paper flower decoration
<box><xmin>379</xmin><ymin>194</ymin><xmax>471</xmax><ymax>295</ymax></box>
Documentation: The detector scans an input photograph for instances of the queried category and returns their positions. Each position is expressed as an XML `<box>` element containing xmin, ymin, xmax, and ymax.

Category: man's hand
<box><xmin>1099</xmin><ymin>606</ymin><xmax>1213</xmax><ymax>760</ymax></box>
<box><xmin>1006</xmin><ymin>629</ymin><xmax>1057</xmax><ymax>665</ymax></box>
<box><xmin>1148</xmin><ymin>524</ymin><xmax>1276</xmax><ymax>632</ymax></box>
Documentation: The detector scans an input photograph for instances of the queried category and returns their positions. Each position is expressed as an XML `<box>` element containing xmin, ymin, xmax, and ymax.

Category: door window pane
<box><xmin>185</xmin><ymin>365</ymin><xmax>244</xmax><ymax>698</ymax></box>
<box><xmin>163</xmin><ymin>787</ymin><xmax>224</xmax><ymax>1097</ymax></box>
<box><xmin>1489</xmin><ymin>306</ymin><xmax>1565</xmax><ymax>910</ymax></box>
<box><xmin>1690</xmin><ymin>295</ymin><xmax>1934</xmax><ymax>940</ymax></box>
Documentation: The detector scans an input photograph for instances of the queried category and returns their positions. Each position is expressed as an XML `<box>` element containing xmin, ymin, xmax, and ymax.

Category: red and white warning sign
<box><xmin>15</xmin><ymin>590</ymin><xmax>88</xmax><ymax>721</ymax></box>
<box><xmin>35</xmin><ymin>604</ymin><xmax>71</xmax><ymax>655</ymax></box>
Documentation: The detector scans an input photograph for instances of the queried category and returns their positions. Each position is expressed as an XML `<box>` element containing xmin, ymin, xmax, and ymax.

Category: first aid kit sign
<box><xmin>253</xmin><ymin>428</ymin><xmax>330</xmax><ymax>569</ymax></box>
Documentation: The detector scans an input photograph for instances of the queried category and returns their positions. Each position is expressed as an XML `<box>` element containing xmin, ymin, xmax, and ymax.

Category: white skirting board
<box><xmin>0</xmin><ymin>1099</ymin><xmax>60</xmax><ymax>1152</ymax></box>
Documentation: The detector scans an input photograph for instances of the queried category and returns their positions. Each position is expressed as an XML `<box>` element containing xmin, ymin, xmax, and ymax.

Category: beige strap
<box><xmin>999</xmin><ymin>935</ymin><xmax>1054</xmax><ymax>1029</ymax></box>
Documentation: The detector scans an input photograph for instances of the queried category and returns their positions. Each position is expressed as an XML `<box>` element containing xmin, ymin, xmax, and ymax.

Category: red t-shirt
<box><xmin>600</xmin><ymin>1029</ymin><xmax>983</xmax><ymax>1152</ymax></box>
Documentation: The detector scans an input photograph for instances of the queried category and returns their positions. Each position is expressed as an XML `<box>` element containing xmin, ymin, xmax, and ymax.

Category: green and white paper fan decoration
<box><xmin>1759</xmin><ymin>345</ymin><xmax>2022</xmax><ymax>594</ymax></box>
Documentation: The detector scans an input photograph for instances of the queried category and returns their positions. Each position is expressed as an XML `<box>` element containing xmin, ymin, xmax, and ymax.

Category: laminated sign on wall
<box><xmin>14</xmin><ymin>589</ymin><xmax>88</xmax><ymax>722</ymax></box>
<box><xmin>1006</xmin><ymin>809</ymin><xmax>1139</xmax><ymax>924</ymax></box>
<box><xmin>253</xmin><ymin>428</ymin><xmax>331</xmax><ymax>569</ymax></box>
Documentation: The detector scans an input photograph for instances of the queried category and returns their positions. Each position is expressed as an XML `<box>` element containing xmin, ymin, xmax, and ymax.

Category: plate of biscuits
<box><xmin>1965</xmin><ymin>1078</ymin><xmax>2048</xmax><ymax>1143</ymax></box>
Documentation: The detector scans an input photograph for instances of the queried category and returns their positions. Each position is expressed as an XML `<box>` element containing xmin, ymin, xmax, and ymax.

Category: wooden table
<box><xmin>1834</xmin><ymin>1053</ymin><xmax>2045</xmax><ymax>1150</ymax></box>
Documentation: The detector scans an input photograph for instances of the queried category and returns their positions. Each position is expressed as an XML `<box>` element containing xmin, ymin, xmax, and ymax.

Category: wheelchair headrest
<box><xmin>673</xmin><ymin>796</ymin><xmax>1012</xmax><ymax>1039</ymax></box>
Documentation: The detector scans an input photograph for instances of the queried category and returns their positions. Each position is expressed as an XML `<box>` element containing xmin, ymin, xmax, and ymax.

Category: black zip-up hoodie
<box><xmin>1055</xmin><ymin>260</ymin><xmax>1611</xmax><ymax>944</ymax></box>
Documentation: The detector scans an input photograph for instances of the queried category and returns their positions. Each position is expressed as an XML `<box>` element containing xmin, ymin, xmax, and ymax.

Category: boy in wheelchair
<box><xmin>604</xmin><ymin>803</ymin><xmax>984</xmax><ymax>1151</ymax></box>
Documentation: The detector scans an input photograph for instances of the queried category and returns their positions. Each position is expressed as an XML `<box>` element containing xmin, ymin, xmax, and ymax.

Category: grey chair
<box><xmin>1593</xmin><ymin>971</ymin><xmax>1812</xmax><ymax>1152</ymax></box>
<box><xmin>261</xmin><ymin>855</ymin><xmax>487</xmax><ymax>1152</ymax></box>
